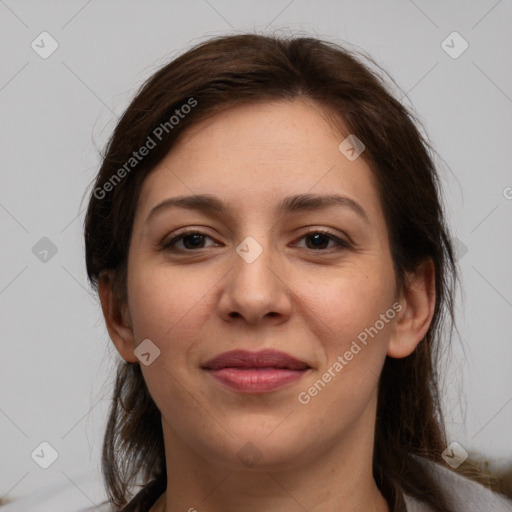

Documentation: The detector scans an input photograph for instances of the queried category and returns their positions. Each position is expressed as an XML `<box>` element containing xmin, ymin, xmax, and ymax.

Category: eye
<box><xmin>294</xmin><ymin>230</ymin><xmax>351</xmax><ymax>251</ymax></box>
<box><xmin>162</xmin><ymin>230</ymin><xmax>219</xmax><ymax>251</ymax></box>
<box><xmin>161</xmin><ymin>229</ymin><xmax>351</xmax><ymax>253</ymax></box>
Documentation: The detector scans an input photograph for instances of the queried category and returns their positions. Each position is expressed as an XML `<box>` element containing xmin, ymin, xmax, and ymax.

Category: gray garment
<box><xmin>403</xmin><ymin>458</ymin><xmax>512</xmax><ymax>511</ymax></box>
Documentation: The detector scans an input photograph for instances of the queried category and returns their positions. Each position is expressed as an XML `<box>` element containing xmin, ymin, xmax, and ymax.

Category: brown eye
<box><xmin>162</xmin><ymin>231</ymin><xmax>218</xmax><ymax>251</ymax></box>
<box><xmin>295</xmin><ymin>230</ymin><xmax>351</xmax><ymax>251</ymax></box>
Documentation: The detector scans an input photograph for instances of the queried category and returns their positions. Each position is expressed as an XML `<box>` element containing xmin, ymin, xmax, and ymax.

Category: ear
<box><xmin>387</xmin><ymin>259</ymin><xmax>436</xmax><ymax>358</ymax></box>
<box><xmin>98</xmin><ymin>270</ymin><xmax>138</xmax><ymax>363</ymax></box>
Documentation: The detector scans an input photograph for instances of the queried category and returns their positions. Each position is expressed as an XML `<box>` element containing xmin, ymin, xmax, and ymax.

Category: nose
<box><xmin>217</xmin><ymin>237</ymin><xmax>293</xmax><ymax>325</ymax></box>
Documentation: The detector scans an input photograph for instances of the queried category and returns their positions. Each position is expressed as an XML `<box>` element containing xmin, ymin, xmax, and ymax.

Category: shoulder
<box><xmin>403</xmin><ymin>457</ymin><xmax>512</xmax><ymax>512</ymax></box>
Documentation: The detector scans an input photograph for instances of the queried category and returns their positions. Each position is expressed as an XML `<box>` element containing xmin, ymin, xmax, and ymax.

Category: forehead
<box><xmin>135</xmin><ymin>99</ymin><xmax>384</xmax><ymax>224</ymax></box>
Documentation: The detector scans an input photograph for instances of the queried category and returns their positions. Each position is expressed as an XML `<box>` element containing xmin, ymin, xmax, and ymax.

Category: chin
<box><xmin>226</xmin><ymin>426</ymin><xmax>311</xmax><ymax>471</ymax></box>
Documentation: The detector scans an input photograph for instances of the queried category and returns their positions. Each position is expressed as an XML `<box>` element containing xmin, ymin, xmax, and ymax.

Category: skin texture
<box><xmin>99</xmin><ymin>98</ymin><xmax>435</xmax><ymax>512</ymax></box>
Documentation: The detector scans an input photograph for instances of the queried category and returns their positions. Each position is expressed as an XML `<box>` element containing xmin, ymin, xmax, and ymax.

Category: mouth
<box><xmin>201</xmin><ymin>349</ymin><xmax>311</xmax><ymax>393</ymax></box>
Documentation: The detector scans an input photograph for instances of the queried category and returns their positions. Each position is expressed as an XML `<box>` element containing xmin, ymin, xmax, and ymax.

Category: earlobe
<box><xmin>98</xmin><ymin>270</ymin><xmax>138</xmax><ymax>363</ymax></box>
<box><xmin>387</xmin><ymin>259</ymin><xmax>436</xmax><ymax>359</ymax></box>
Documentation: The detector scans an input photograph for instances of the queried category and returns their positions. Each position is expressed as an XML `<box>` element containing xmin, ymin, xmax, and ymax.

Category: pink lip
<box><xmin>202</xmin><ymin>349</ymin><xmax>310</xmax><ymax>393</ymax></box>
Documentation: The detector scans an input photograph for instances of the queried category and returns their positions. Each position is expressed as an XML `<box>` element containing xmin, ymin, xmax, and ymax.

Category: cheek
<box><xmin>126</xmin><ymin>263</ymin><xmax>216</xmax><ymax>413</ymax></box>
<box><xmin>126</xmin><ymin>260</ymin><xmax>217</xmax><ymax>343</ymax></box>
<box><xmin>297</xmin><ymin>272</ymin><xmax>395</xmax><ymax>417</ymax></box>
<box><xmin>298</xmin><ymin>262</ymin><xmax>396</xmax><ymax>346</ymax></box>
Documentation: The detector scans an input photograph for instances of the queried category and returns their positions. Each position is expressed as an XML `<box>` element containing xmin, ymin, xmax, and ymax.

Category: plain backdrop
<box><xmin>1</xmin><ymin>0</ymin><xmax>511</xmax><ymax>510</ymax></box>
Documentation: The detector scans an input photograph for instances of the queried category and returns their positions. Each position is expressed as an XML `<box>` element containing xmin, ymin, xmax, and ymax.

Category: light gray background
<box><xmin>1</xmin><ymin>0</ymin><xmax>511</xmax><ymax>509</ymax></box>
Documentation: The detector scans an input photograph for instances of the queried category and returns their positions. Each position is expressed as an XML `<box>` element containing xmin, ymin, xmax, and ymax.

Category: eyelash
<box><xmin>161</xmin><ymin>229</ymin><xmax>351</xmax><ymax>253</ymax></box>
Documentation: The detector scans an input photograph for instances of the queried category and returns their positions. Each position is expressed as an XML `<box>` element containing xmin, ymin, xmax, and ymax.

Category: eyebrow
<box><xmin>145</xmin><ymin>193</ymin><xmax>370</xmax><ymax>224</ymax></box>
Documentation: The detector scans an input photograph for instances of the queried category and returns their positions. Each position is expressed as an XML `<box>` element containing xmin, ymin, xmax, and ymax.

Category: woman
<box><xmin>83</xmin><ymin>33</ymin><xmax>511</xmax><ymax>511</ymax></box>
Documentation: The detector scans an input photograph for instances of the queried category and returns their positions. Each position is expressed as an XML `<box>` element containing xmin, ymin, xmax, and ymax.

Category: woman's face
<box><xmin>118</xmin><ymin>99</ymin><xmax>403</xmax><ymax>470</ymax></box>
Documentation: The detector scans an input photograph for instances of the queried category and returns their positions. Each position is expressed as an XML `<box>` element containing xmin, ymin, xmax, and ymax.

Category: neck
<box><xmin>157</xmin><ymin>396</ymin><xmax>389</xmax><ymax>512</ymax></box>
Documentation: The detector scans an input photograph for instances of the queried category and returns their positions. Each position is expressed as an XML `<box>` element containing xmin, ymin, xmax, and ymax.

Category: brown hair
<box><xmin>84</xmin><ymin>33</ymin><xmax>483</xmax><ymax>511</ymax></box>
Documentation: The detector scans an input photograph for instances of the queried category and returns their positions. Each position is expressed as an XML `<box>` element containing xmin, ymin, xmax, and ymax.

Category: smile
<box><xmin>201</xmin><ymin>349</ymin><xmax>311</xmax><ymax>393</ymax></box>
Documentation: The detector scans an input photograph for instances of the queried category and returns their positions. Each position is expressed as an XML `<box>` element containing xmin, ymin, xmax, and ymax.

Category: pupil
<box><xmin>308</xmin><ymin>233</ymin><xmax>328</xmax><ymax>249</ymax></box>
<box><xmin>184</xmin><ymin>234</ymin><xmax>204</xmax><ymax>249</ymax></box>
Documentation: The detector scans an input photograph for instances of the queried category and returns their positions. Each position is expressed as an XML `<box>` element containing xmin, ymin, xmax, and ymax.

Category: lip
<box><xmin>202</xmin><ymin>349</ymin><xmax>310</xmax><ymax>393</ymax></box>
